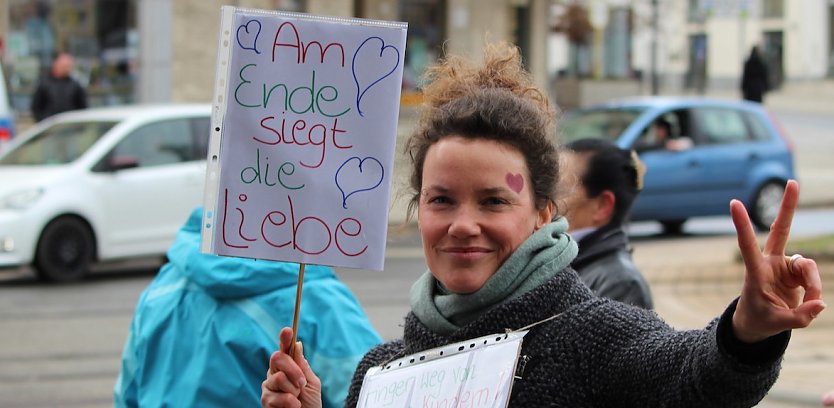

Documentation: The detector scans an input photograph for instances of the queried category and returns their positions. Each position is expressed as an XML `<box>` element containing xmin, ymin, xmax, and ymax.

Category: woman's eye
<box><xmin>427</xmin><ymin>196</ymin><xmax>451</xmax><ymax>205</ymax></box>
<box><xmin>483</xmin><ymin>197</ymin><xmax>509</xmax><ymax>206</ymax></box>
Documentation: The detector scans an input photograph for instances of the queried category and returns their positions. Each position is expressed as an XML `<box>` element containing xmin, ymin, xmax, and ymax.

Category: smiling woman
<box><xmin>260</xmin><ymin>42</ymin><xmax>826</xmax><ymax>408</ymax></box>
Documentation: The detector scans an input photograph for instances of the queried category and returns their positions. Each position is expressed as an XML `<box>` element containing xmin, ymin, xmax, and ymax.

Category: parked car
<box><xmin>0</xmin><ymin>104</ymin><xmax>211</xmax><ymax>281</ymax></box>
<box><xmin>559</xmin><ymin>96</ymin><xmax>795</xmax><ymax>234</ymax></box>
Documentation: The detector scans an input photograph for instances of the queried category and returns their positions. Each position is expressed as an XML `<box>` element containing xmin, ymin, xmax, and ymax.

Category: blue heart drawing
<box><xmin>335</xmin><ymin>156</ymin><xmax>385</xmax><ymax>209</ymax></box>
<box><xmin>236</xmin><ymin>20</ymin><xmax>262</xmax><ymax>54</ymax></box>
<box><xmin>352</xmin><ymin>36</ymin><xmax>400</xmax><ymax>117</ymax></box>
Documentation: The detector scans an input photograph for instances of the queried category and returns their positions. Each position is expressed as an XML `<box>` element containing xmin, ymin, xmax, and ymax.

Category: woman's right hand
<box><xmin>262</xmin><ymin>327</ymin><xmax>323</xmax><ymax>408</ymax></box>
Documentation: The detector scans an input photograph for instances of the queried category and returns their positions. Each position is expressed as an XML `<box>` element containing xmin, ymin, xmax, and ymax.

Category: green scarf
<box><xmin>410</xmin><ymin>218</ymin><xmax>578</xmax><ymax>336</ymax></box>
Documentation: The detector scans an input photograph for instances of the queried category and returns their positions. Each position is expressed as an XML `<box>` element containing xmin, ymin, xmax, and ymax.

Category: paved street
<box><xmin>1</xmin><ymin>82</ymin><xmax>832</xmax><ymax>407</ymax></box>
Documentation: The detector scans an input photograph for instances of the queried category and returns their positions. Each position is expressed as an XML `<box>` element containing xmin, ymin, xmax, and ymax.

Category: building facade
<box><xmin>0</xmin><ymin>0</ymin><xmax>550</xmax><ymax>119</ymax></box>
<box><xmin>2</xmin><ymin>0</ymin><xmax>831</xmax><ymax>119</ymax></box>
<box><xmin>548</xmin><ymin>0</ymin><xmax>834</xmax><ymax>94</ymax></box>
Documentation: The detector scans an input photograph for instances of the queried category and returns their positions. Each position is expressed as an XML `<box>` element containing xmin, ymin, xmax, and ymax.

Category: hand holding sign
<box><xmin>263</xmin><ymin>327</ymin><xmax>322</xmax><ymax>407</ymax></box>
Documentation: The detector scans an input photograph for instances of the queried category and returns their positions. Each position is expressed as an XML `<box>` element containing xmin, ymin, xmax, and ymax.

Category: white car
<box><xmin>0</xmin><ymin>104</ymin><xmax>211</xmax><ymax>281</ymax></box>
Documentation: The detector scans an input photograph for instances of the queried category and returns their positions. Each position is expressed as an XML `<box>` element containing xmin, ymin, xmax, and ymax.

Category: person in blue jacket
<box><xmin>114</xmin><ymin>208</ymin><xmax>382</xmax><ymax>408</ymax></box>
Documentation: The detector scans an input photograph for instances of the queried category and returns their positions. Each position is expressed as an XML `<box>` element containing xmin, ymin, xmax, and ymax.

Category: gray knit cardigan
<box><xmin>345</xmin><ymin>267</ymin><xmax>788</xmax><ymax>407</ymax></box>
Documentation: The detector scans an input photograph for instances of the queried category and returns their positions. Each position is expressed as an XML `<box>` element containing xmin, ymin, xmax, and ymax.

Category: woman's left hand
<box><xmin>731</xmin><ymin>179</ymin><xmax>826</xmax><ymax>343</ymax></box>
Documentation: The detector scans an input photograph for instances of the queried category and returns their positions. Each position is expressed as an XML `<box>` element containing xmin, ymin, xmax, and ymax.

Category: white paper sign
<box><xmin>202</xmin><ymin>7</ymin><xmax>407</xmax><ymax>270</ymax></box>
<box><xmin>356</xmin><ymin>331</ymin><xmax>527</xmax><ymax>408</ymax></box>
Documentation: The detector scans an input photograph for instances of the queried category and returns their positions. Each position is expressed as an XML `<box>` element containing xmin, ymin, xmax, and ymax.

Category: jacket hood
<box><xmin>167</xmin><ymin>208</ymin><xmax>337</xmax><ymax>299</ymax></box>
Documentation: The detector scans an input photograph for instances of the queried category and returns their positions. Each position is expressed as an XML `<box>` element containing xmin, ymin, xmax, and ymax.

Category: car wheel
<box><xmin>660</xmin><ymin>219</ymin><xmax>686</xmax><ymax>235</ymax></box>
<box><xmin>34</xmin><ymin>217</ymin><xmax>96</xmax><ymax>282</ymax></box>
<box><xmin>751</xmin><ymin>181</ymin><xmax>785</xmax><ymax>232</ymax></box>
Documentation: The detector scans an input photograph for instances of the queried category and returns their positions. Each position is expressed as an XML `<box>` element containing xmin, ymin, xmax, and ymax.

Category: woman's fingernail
<box><xmin>298</xmin><ymin>377</ymin><xmax>307</xmax><ymax>389</ymax></box>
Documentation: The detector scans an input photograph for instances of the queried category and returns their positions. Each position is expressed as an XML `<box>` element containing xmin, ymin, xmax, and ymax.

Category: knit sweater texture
<box><xmin>345</xmin><ymin>268</ymin><xmax>788</xmax><ymax>407</ymax></box>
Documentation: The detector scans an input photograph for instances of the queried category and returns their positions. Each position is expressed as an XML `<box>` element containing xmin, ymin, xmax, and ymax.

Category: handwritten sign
<box><xmin>202</xmin><ymin>7</ymin><xmax>407</xmax><ymax>270</ymax></box>
<box><xmin>356</xmin><ymin>331</ymin><xmax>527</xmax><ymax>408</ymax></box>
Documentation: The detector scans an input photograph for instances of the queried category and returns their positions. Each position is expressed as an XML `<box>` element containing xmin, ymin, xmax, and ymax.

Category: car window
<box><xmin>0</xmin><ymin>121</ymin><xmax>117</xmax><ymax>165</ymax></box>
<box><xmin>695</xmin><ymin>108</ymin><xmax>749</xmax><ymax>144</ymax></box>
<box><xmin>560</xmin><ymin>108</ymin><xmax>645</xmax><ymax>143</ymax></box>
<box><xmin>743</xmin><ymin>111</ymin><xmax>771</xmax><ymax>141</ymax></box>
<box><xmin>113</xmin><ymin>118</ymin><xmax>194</xmax><ymax>167</ymax></box>
<box><xmin>191</xmin><ymin>116</ymin><xmax>211</xmax><ymax>159</ymax></box>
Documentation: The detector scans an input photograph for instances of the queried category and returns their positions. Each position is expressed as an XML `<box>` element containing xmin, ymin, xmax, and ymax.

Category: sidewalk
<box><xmin>633</xmin><ymin>235</ymin><xmax>834</xmax><ymax>408</ymax></box>
<box><xmin>670</xmin><ymin>79</ymin><xmax>834</xmax><ymax>116</ymax></box>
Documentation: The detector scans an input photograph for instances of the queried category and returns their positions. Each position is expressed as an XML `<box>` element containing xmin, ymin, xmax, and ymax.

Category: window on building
<box><xmin>602</xmin><ymin>7</ymin><xmax>632</xmax><ymax>78</ymax></box>
<box><xmin>762</xmin><ymin>0</ymin><xmax>784</xmax><ymax>18</ymax></box>
<box><xmin>5</xmin><ymin>0</ymin><xmax>138</xmax><ymax>117</ymax></box>
<box><xmin>687</xmin><ymin>0</ymin><xmax>707</xmax><ymax>23</ymax></box>
<box><xmin>399</xmin><ymin>0</ymin><xmax>445</xmax><ymax>92</ymax></box>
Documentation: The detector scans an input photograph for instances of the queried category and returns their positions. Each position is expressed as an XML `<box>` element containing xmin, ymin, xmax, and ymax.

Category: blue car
<box><xmin>560</xmin><ymin>97</ymin><xmax>795</xmax><ymax>233</ymax></box>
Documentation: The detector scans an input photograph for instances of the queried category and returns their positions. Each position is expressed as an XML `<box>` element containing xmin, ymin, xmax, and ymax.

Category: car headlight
<box><xmin>0</xmin><ymin>188</ymin><xmax>45</xmax><ymax>210</ymax></box>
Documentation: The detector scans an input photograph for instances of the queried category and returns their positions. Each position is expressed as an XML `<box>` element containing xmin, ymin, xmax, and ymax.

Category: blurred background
<box><xmin>1</xmin><ymin>1</ymin><xmax>834</xmax><ymax>407</ymax></box>
<box><xmin>1</xmin><ymin>0</ymin><xmax>831</xmax><ymax>128</ymax></box>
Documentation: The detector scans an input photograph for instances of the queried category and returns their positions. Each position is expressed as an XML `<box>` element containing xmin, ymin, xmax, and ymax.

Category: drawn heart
<box><xmin>352</xmin><ymin>36</ymin><xmax>400</xmax><ymax>116</ymax></box>
<box><xmin>335</xmin><ymin>156</ymin><xmax>385</xmax><ymax>209</ymax></box>
<box><xmin>506</xmin><ymin>173</ymin><xmax>524</xmax><ymax>194</ymax></box>
<box><xmin>236</xmin><ymin>19</ymin><xmax>262</xmax><ymax>54</ymax></box>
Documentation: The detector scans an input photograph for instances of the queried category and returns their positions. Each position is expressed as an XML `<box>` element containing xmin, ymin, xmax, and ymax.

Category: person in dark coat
<box><xmin>30</xmin><ymin>52</ymin><xmax>88</xmax><ymax>121</ymax></box>
<box><xmin>741</xmin><ymin>45</ymin><xmax>770</xmax><ymax>103</ymax></box>
<box><xmin>260</xmin><ymin>42</ymin><xmax>826</xmax><ymax>408</ymax></box>
<box><xmin>560</xmin><ymin>138</ymin><xmax>653</xmax><ymax>309</ymax></box>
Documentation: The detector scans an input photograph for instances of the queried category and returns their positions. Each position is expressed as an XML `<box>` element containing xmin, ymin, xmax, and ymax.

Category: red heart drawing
<box><xmin>506</xmin><ymin>173</ymin><xmax>524</xmax><ymax>193</ymax></box>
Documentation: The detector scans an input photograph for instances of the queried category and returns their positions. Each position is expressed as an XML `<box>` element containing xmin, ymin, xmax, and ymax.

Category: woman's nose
<box><xmin>448</xmin><ymin>207</ymin><xmax>481</xmax><ymax>238</ymax></box>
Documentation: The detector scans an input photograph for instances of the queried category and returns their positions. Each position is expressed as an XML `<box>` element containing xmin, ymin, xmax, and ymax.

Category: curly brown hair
<box><xmin>404</xmin><ymin>42</ymin><xmax>560</xmax><ymax>221</ymax></box>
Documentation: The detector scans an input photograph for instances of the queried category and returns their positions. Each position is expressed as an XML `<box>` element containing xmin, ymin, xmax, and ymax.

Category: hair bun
<box><xmin>630</xmin><ymin>150</ymin><xmax>647</xmax><ymax>191</ymax></box>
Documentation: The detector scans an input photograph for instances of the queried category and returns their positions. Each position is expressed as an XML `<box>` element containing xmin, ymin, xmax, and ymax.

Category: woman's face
<box><xmin>418</xmin><ymin>136</ymin><xmax>552</xmax><ymax>294</ymax></box>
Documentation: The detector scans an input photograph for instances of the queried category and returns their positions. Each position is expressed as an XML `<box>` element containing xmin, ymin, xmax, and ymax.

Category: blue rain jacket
<box><xmin>114</xmin><ymin>209</ymin><xmax>382</xmax><ymax>407</ymax></box>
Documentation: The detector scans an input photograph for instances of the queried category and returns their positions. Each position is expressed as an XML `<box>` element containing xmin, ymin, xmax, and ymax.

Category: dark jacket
<box><xmin>572</xmin><ymin>225</ymin><xmax>653</xmax><ymax>309</ymax></box>
<box><xmin>741</xmin><ymin>49</ymin><xmax>769</xmax><ymax>103</ymax></box>
<box><xmin>30</xmin><ymin>75</ymin><xmax>88</xmax><ymax>121</ymax></box>
<box><xmin>346</xmin><ymin>269</ymin><xmax>788</xmax><ymax>407</ymax></box>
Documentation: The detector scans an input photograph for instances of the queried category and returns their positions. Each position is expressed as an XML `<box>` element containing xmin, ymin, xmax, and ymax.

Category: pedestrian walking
<box><xmin>741</xmin><ymin>45</ymin><xmax>770</xmax><ymax>103</ymax></box>
<box><xmin>30</xmin><ymin>52</ymin><xmax>88</xmax><ymax>122</ymax></box>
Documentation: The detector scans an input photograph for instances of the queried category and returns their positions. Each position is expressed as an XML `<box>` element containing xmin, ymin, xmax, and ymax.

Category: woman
<box><xmin>262</xmin><ymin>43</ymin><xmax>825</xmax><ymax>407</ymax></box>
<box><xmin>560</xmin><ymin>139</ymin><xmax>653</xmax><ymax>309</ymax></box>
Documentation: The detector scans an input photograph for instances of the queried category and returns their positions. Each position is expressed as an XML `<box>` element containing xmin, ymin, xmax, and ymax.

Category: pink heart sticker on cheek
<box><xmin>506</xmin><ymin>173</ymin><xmax>524</xmax><ymax>194</ymax></box>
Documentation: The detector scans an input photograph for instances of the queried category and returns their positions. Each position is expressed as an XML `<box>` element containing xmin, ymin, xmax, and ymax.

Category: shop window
<box><xmin>399</xmin><ymin>0</ymin><xmax>445</xmax><ymax>93</ymax></box>
<box><xmin>5</xmin><ymin>0</ymin><xmax>138</xmax><ymax>116</ymax></box>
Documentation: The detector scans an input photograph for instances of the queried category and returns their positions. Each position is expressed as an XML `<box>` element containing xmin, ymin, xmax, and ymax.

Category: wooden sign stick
<box><xmin>289</xmin><ymin>263</ymin><xmax>306</xmax><ymax>358</ymax></box>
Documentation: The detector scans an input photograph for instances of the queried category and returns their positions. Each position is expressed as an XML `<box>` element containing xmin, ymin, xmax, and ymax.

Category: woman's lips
<box><xmin>441</xmin><ymin>247</ymin><xmax>491</xmax><ymax>260</ymax></box>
